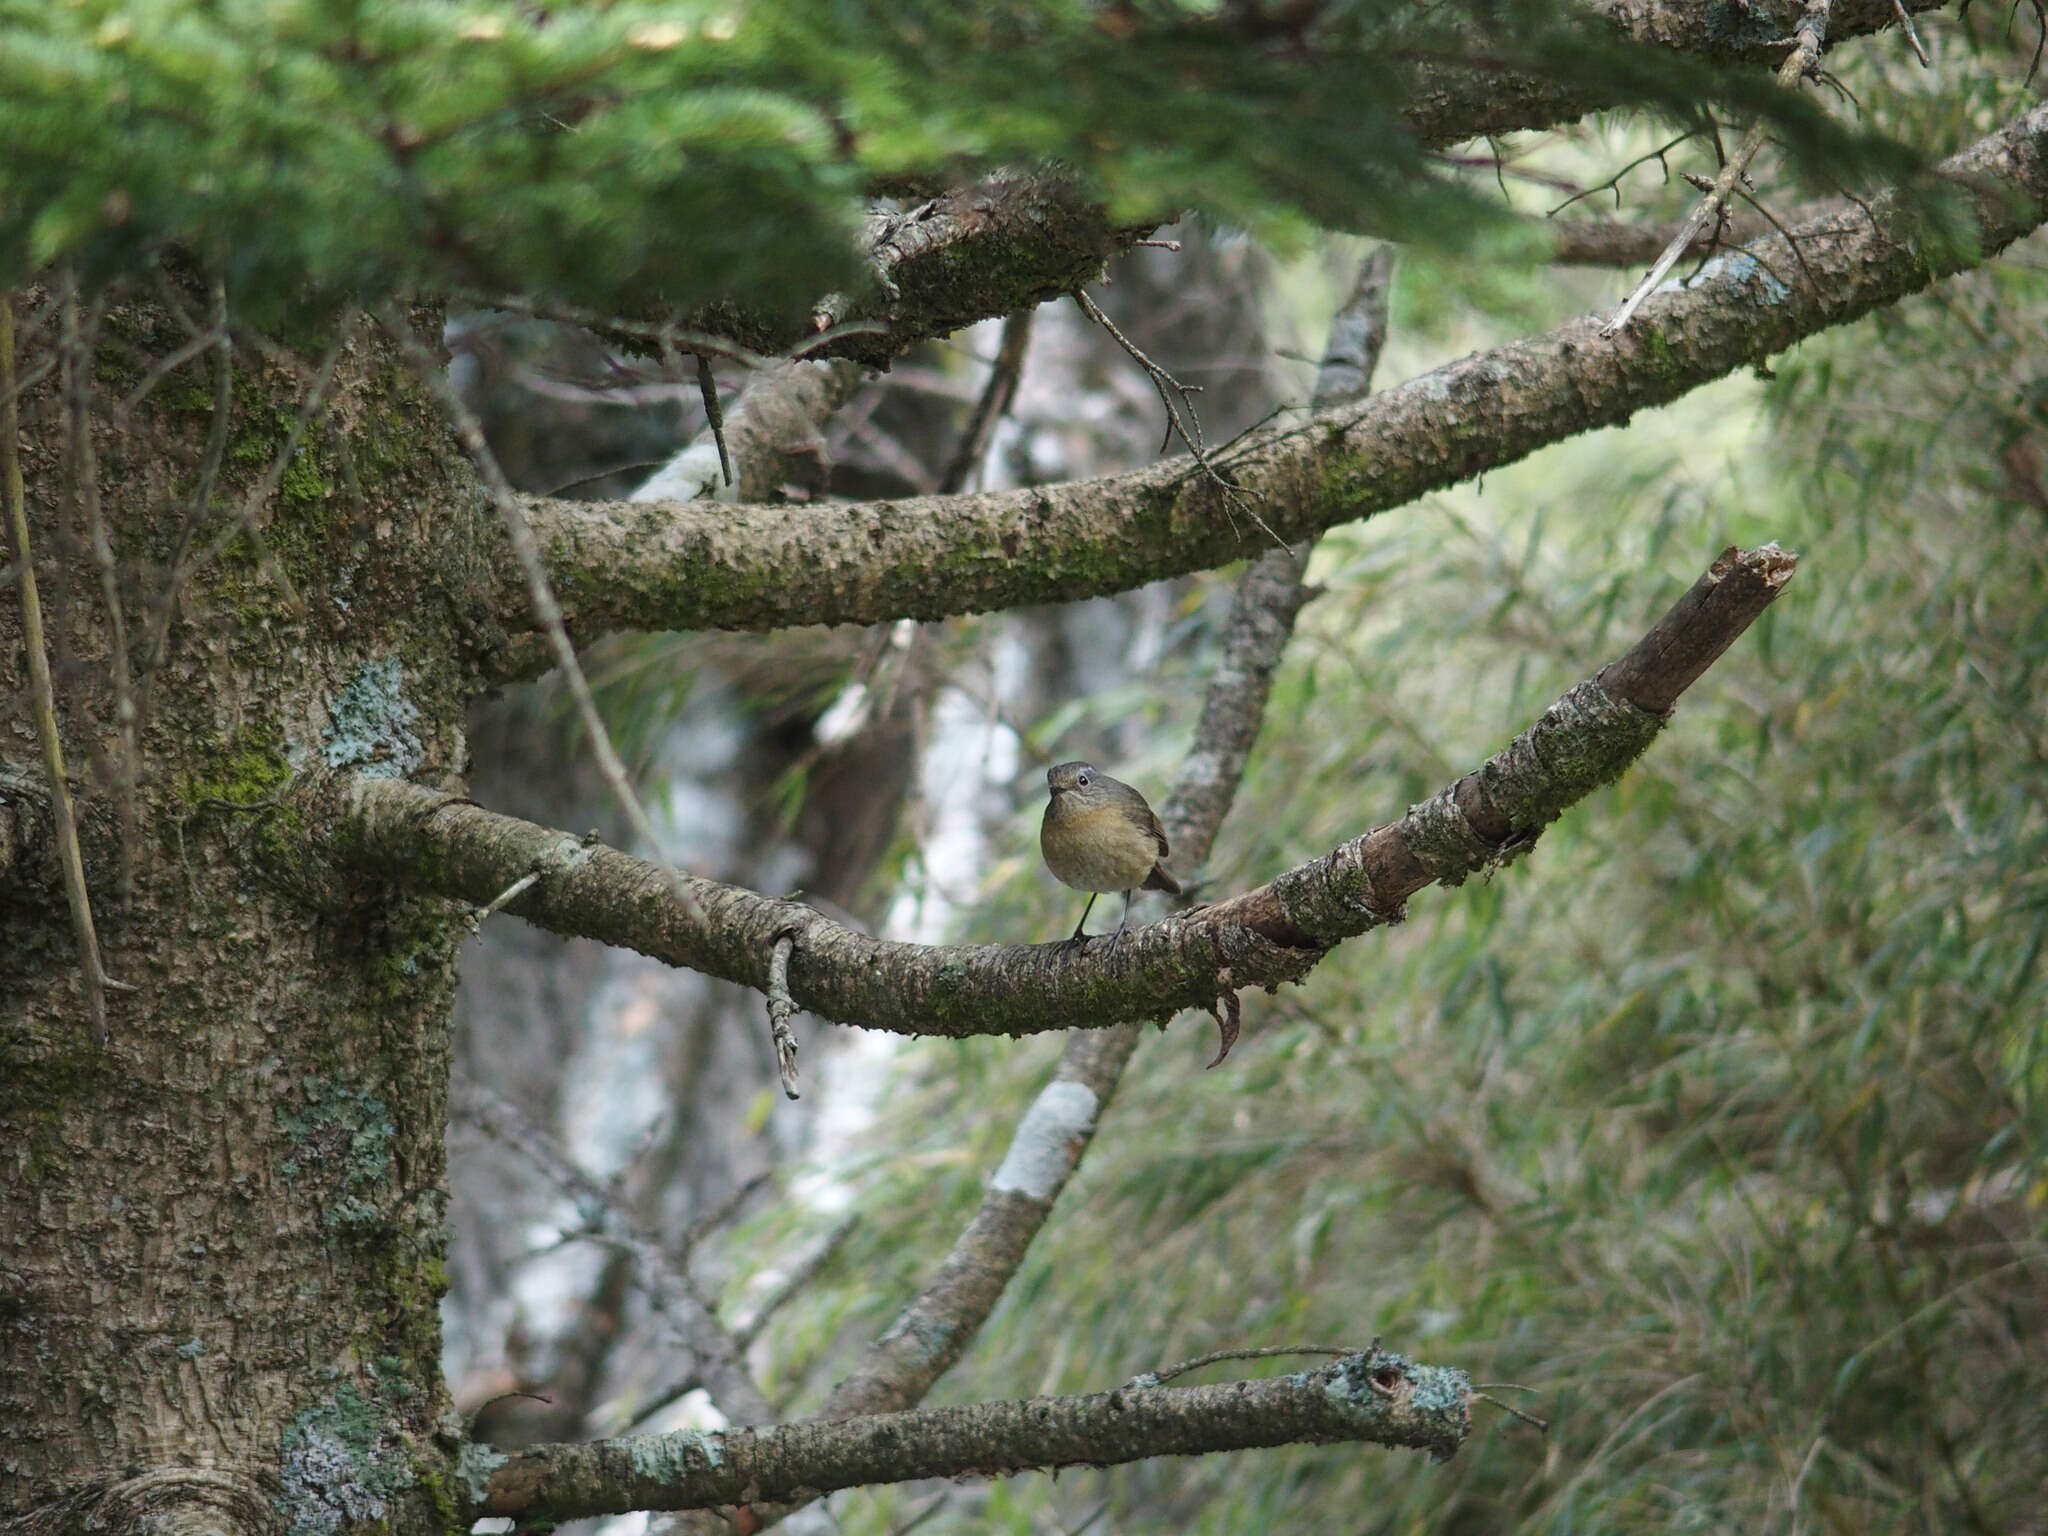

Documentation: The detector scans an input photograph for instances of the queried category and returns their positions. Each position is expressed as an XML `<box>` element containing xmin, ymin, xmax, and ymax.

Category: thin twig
<box><xmin>1074</xmin><ymin>289</ymin><xmax>1285</xmax><ymax>549</ymax></box>
<box><xmin>938</xmin><ymin>309</ymin><xmax>1033</xmax><ymax>495</ymax></box>
<box><xmin>695</xmin><ymin>354</ymin><xmax>732</xmax><ymax>488</ymax></box>
<box><xmin>1474</xmin><ymin>1389</ymin><xmax>1552</xmax><ymax>1433</ymax></box>
<box><xmin>114</xmin><ymin>325</ymin><xmax>231</xmax><ymax>420</ymax></box>
<box><xmin>376</xmin><ymin>301</ymin><xmax>702</xmax><ymax>920</ymax></box>
<box><xmin>1724</xmin><ymin>182</ymin><xmax>1820</xmax><ymax>294</ymax></box>
<box><xmin>188</xmin><ymin>326</ymin><xmax>344</xmax><ymax>600</ymax></box>
<box><xmin>471</xmin><ymin>869</ymin><xmax>542</xmax><ymax>931</ymax></box>
<box><xmin>1074</xmin><ymin>289</ymin><xmax>1205</xmax><ymax>456</ymax></box>
<box><xmin>733</xmin><ymin>1214</ymin><xmax>859</xmax><ymax>1349</ymax></box>
<box><xmin>766</xmin><ymin>932</ymin><xmax>800</xmax><ymax>1099</ymax></box>
<box><xmin>1548</xmin><ymin>132</ymin><xmax>1695</xmax><ymax>216</ymax></box>
<box><xmin>1123</xmin><ymin>1344</ymin><xmax>1358</xmax><ymax>1389</ymax></box>
<box><xmin>681</xmin><ymin>1168</ymin><xmax>777</xmax><ymax>1254</ymax></box>
<box><xmin>3</xmin><ymin>296</ymin><xmax>126</xmax><ymax>1042</ymax></box>
<box><xmin>464</xmin><ymin>293</ymin><xmax>775</xmax><ymax>369</ymax></box>
<box><xmin>140</xmin><ymin>278</ymin><xmax>234</xmax><ymax>675</ymax></box>
<box><xmin>62</xmin><ymin>285</ymin><xmax>140</xmax><ymax>894</ymax></box>
<box><xmin>456</xmin><ymin>1080</ymin><xmax>775</xmax><ymax>1424</ymax></box>
<box><xmin>0</xmin><ymin>354</ymin><xmax>57</xmax><ymax>417</ymax></box>
<box><xmin>1602</xmin><ymin>0</ymin><xmax>1835</xmax><ymax>335</ymax></box>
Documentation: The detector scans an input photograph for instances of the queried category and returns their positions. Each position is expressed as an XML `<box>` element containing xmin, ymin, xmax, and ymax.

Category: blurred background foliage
<box><xmin>0</xmin><ymin>0</ymin><xmax>1929</xmax><ymax>319</ymax></box>
<box><xmin>418</xmin><ymin>5</ymin><xmax>2048</xmax><ymax>1532</ymax></box>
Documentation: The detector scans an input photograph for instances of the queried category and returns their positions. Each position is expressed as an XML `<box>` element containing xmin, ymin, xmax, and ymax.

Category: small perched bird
<box><xmin>1040</xmin><ymin>761</ymin><xmax>1180</xmax><ymax>948</ymax></box>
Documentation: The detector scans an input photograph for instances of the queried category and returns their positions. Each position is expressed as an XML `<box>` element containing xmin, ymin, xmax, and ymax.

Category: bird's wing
<box><xmin>1143</xmin><ymin>802</ymin><xmax>1169</xmax><ymax>859</ymax></box>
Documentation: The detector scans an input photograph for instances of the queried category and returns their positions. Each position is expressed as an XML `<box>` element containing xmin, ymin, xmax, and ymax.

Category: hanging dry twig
<box><xmin>1075</xmin><ymin>289</ymin><xmax>1285</xmax><ymax>549</ymax></box>
<box><xmin>1548</xmin><ymin>131</ymin><xmax>1697</xmax><ymax>216</ymax></box>
<box><xmin>938</xmin><ymin>308</ymin><xmax>1033</xmax><ymax>494</ymax></box>
<box><xmin>1074</xmin><ymin>288</ymin><xmax>1205</xmax><ymax>456</ymax></box>
<box><xmin>376</xmin><ymin>301</ymin><xmax>702</xmax><ymax>921</ymax></box>
<box><xmin>694</xmin><ymin>353</ymin><xmax>732</xmax><ymax>488</ymax></box>
<box><xmin>3</xmin><ymin>296</ymin><xmax>130</xmax><ymax>1042</ymax></box>
<box><xmin>765</xmin><ymin>932</ymin><xmax>801</xmax><ymax>1099</ymax></box>
<box><xmin>1204</xmin><ymin>974</ymin><xmax>1242</xmax><ymax>1069</ymax></box>
<box><xmin>1603</xmin><ymin>0</ymin><xmax>1835</xmax><ymax>335</ymax></box>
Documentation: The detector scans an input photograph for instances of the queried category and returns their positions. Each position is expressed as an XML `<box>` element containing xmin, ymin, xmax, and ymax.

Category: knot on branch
<box><xmin>1398</xmin><ymin>793</ymin><xmax>1500</xmax><ymax>888</ymax></box>
<box><xmin>1326</xmin><ymin>1348</ymin><xmax>1474</xmax><ymax>1464</ymax></box>
<box><xmin>1400</xmin><ymin>678</ymin><xmax>1666</xmax><ymax>888</ymax></box>
<box><xmin>1194</xmin><ymin>903</ymin><xmax>1333</xmax><ymax>990</ymax></box>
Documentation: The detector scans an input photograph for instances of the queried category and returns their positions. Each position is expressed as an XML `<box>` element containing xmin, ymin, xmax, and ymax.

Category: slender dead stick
<box><xmin>3</xmin><ymin>295</ymin><xmax>126</xmax><ymax>1041</ymax></box>
<box><xmin>1603</xmin><ymin>0</ymin><xmax>1834</xmax><ymax>335</ymax></box>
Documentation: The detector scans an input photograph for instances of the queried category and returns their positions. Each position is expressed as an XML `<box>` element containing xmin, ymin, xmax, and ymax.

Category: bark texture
<box><xmin>0</xmin><ymin>297</ymin><xmax>497</xmax><ymax>1533</ymax></box>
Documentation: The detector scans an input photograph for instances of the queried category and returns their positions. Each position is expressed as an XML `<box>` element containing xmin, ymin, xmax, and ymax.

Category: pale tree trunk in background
<box><xmin>443</xmin><ymin>338</ymin><xmax>924</xmax><ymax>1452</ymax></box>
<box><xmin>440</xmin><ymin>225</ymin><xmax>1279</xmax><ymax>1459</ymax></box>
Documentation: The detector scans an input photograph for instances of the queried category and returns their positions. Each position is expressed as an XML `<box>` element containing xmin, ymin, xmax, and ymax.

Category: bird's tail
<box><xmin>1143</xmin><ymin>863</ymin><xmax>1182</xmax><ymax>897</ymax></box>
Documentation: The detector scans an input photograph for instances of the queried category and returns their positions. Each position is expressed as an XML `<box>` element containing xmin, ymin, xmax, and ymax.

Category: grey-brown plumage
<box><xmin>1040</xmin><ymin>761</ymin><xmax>1180</xmax><ymax>947</ymax></box>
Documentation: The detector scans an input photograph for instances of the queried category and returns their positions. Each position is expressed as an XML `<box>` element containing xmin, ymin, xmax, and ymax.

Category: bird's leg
<box><xmin>1107</xmin><ymin>889</ymin><xmax>1135</xmax><ymax>952</ymax></box>
<box><xmin>1058</xmin><ymin>891</ymin><xmax>1101</xmax><ymax>952</ymax></box>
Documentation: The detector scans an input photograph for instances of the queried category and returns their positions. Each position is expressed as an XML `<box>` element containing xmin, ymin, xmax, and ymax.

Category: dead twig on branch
<box><xmin>1123</xmin><ymin>1343</ymin><xmax>1361</xmax><ymax>1389</ymax></box>
<box><xmin>3</xmin><ymin>295</ymin><xmax>129</xmax><ymax>1042</ymax></box>
<box><xmin>1604</xmin><ymin>0</ymin><xmax>1835</xmax><ymax>334</ymax></box>
<box><xmin>765</xmin><ymin>932</ymin><xmax>800</xmax><ymax>1100</ymax></box>
<box><xmin>378</xmin><ymin>302</ymin><xmax>702</xmax><ymax>921</ymax></box>
<box><xmin>1075</xmin><ymin>288</ymin><xmax>1286</xmax><ymax>550</ymax></box>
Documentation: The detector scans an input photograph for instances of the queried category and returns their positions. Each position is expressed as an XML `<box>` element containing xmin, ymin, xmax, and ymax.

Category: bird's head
<box><xmin>1046</xmin><ymin>761</ymin><xmax>1102</xmax><ymax>802</ymax></box>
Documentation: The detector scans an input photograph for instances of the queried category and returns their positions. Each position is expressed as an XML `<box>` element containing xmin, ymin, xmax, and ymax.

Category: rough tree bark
<box><xmin>1</xmin><ymin>298</ymin><xmax>497</xmax><ymax>1532</ymax></box>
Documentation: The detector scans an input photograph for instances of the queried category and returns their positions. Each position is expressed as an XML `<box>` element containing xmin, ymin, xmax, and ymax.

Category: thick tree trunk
<box><xmin>1</xmin><ymin>294</ymin><xmax>490</xmax><ymax>1533</ymax></box>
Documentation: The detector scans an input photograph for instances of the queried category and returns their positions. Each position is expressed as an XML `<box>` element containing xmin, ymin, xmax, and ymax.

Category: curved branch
<box><xmin>319</xmin><ymin>545</ymin><xmax>1794</xmax><ymax>1037</ymax></box>
<box><xmin>506</xmin><ymin>103</ymin><xmax>2043</xmax><ymax>647</ymax></box>
<box><xmin>465</xmin><ymin>1348</ymin><xmax>1469</xmax><ymax>1521</ymax></box>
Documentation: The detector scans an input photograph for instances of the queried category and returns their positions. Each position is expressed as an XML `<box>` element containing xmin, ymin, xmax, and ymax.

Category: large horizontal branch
<box><xmin>690</xmin><ymin>0</ymin><xmax>1942</xmax><ymax>367</ymax></box>
<box><xmin>464</xmin><ymin>1348</ymin><xmax>1469</xmax><ymax>1521</ymax></box>
<box><xmin>505</xmin><ymin>100</ymin><xmax>2040</xmax><ymax>647</ymax></box>
<box><xmin>314</xmin><ymin>545</ymin><xmax>1793</xmax><ymax>1038</ymax></box>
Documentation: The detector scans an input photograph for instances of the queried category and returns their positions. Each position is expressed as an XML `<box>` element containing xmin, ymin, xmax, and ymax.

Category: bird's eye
<box><xmin>1076</xmin><ymin>772</ymin><xmax>1091</xmax><ymax>786</ymax></box>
